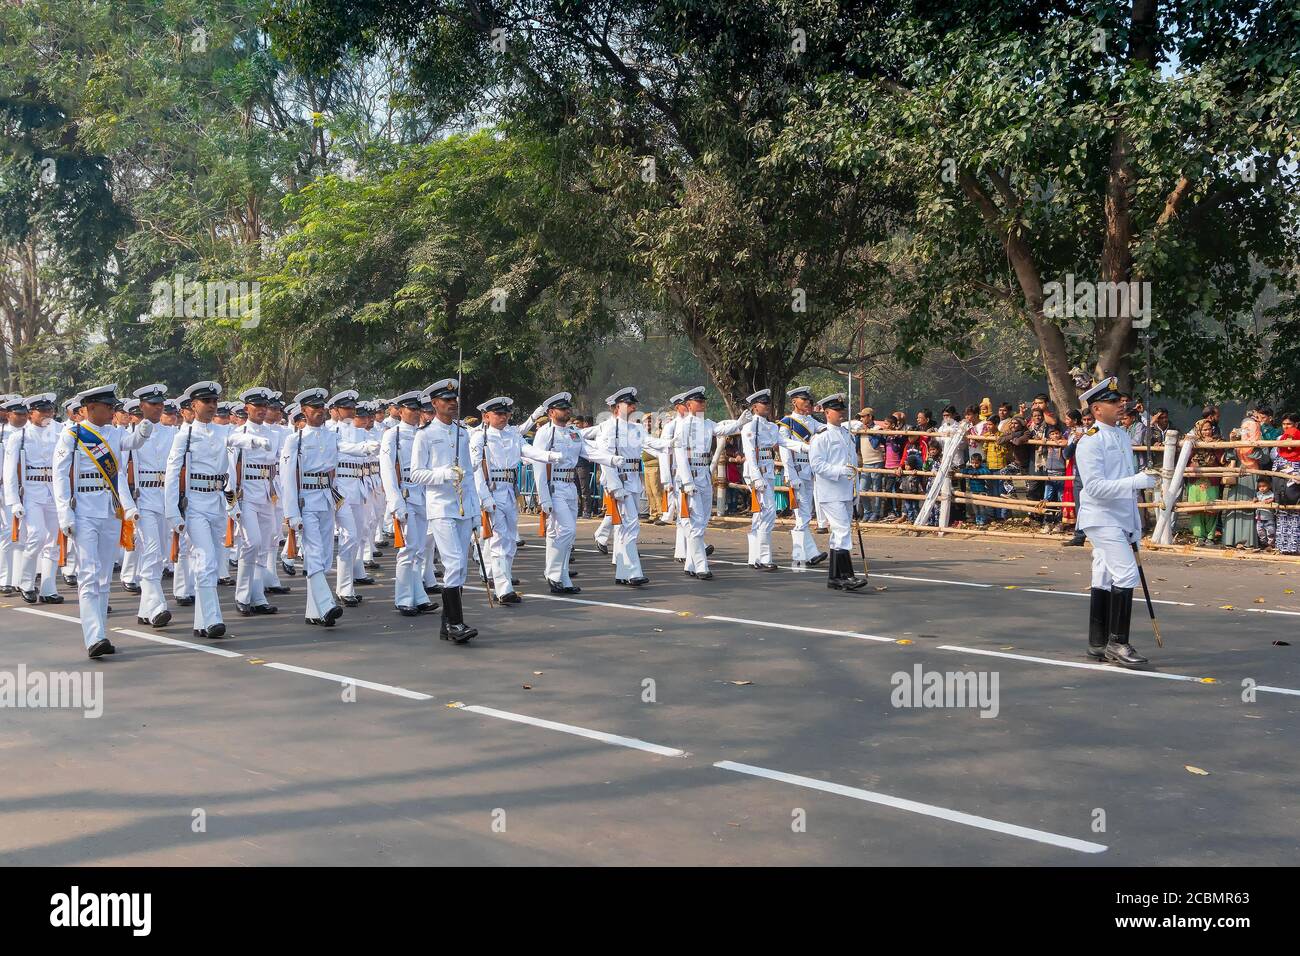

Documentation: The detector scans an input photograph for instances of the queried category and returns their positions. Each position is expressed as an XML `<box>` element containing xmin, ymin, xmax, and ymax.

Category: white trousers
<box><xmin>0</xmin><ymin>500</ymin><xmax>15</xmax><ymax>588</ymax></box>
<box><xmin>334</xmin><ymin>500</ymin><xmax>366</xmax><ymax>597</ymax></box>
<box><xmin>16</xmin><ymin>498</ymin><xmax>59</xmax><ymax>595</ymax></box>
<box><xmin>594</xmin><ymin>514</ymin><xmax>612</xmax><ymax>546</ymax></box>
<box><xmin>135</xmin><ymin>508</ymin><xmax>170</xmax><ymax>620</ymax></box>
<box><xmin>184</xmin><ymin>510</ymin><xmax>226</xmax><ymax>630</ymax></box>
<box><xmin>484</xmin><ymin>487</ymin><xmax>519</xmax><ymax>596</ymax></box>
<box><xmin>299</xmin><ymin>508</ymin><xmax>338</xmax><ymax>620</ymax></box>
<box><xmin>819</xmin><ymin>499</ymin><xmax>853</xmax><ymax>552</ymax></box>
<box><xmin>430</xmin><ymin>514</ymin><xmax>472</xmax><ymax>589</ymax></box>
<box><xmin>788</xmin><ymin>478</ymin><xmax>822</xmax><ymax>562</ymax></box>
<box><xmin>71</xmin><ymin>515</ymin><xmax>119</xmax><ymax>649</ymax></box>
<box><xmin>747</xmin><ymin>482</ymin><xmax>775</xmax><ymax>564</ymax></box>
<box><xmin>678</xmin><ymin>475</ymin><xmax>712</xmax><ymax>574</ymax></box>
<box><xmin>235</xmin><ymin>502</ymin><xmax>276</xmax><ymax>606</ymax></box>
<box><xmin>612</xmin><ymin>494</ymin><xmax>644</xmax><ymax>580</ymax></box>
<box><xmin>1084</xmin><ymin>526</ymin><xmax>1140</xmax><ymax>589</ymax></box>
<box><xmin>120</xmin><ymin>542</ymin><xmax>139</xmax><ymax>585</ymax></box>
<box><xmin>544</xmin><ymin>483</ymin><xmax>579</xmax><ymax>586</ymax></box>
<box><xmin>393</xmin><ymin>508</ymin><xmax>428</xmax><ymax>608</ymax></box>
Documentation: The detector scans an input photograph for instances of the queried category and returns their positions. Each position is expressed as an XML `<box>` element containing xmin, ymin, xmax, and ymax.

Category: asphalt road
<box><xmin>2</xmin><ymin>519</ymin><xmax>1298</xmax><ymax>866</ymax></box>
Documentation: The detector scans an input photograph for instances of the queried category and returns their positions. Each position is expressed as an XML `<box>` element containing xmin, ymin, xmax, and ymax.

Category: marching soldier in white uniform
<box><xmin>380</xmin><ymin>390</ymin><xmax>437</xmax><ymax>616</ymax></box>
<box><xmin>408</xmin><ymin>378</ymin><xmax>481</xmax><ymax>643</ymax></box>
<box><xmin>778</xmin><ymin>386</ymin><xmax>829</xmax><ymax>567</ymax></box>
<box><xmin>0</xmin><ymin>395</ymin><xmax>25</xmax><ymax>595</ymax></box>
<box><xmin>228</xmin><ymin>387</ymin><xmax>282</xmax><ymax>617</ymax></box>
<box><xmin>741</xmin><ymin>389</ymin><xmax>808</xmax><ymax>571</ymax></box>
<box><xmin>528</xmin><ymin>392</ymin><xmax>623</xmax><ymax>595</ymax></box>
<box><xmin>1074</xmin><ymin>376</ymin><xmax>1159</xmax><ymax>666</ymax></box>
<box><xmin>117</xmin><ymin>400</ymin><xmax>144</xmax><ymax>596</ymax></box>
<box><xmin>325</xmin><ymin>389</ymin><xmax>372</xmax><ymax>607</ymax></box>
<box><xmin>671</xmin><ymin>387</ymin><xmax>747</xmax><ymax>580</ymax></box>
<box><xmin>58</xmin><ymin>398</ymin><xmax>83</xmax><ymax>587</ymax></box>
<box><xmin>5</xmin><ymin>393</ymin><xmax>64</xmax><ymax>604</ymax></box>
<box><xmin>124</xmin><ymin>383</ymin><xmax>176</xmax><ymax>627</ymax></box>
<box><xmin>52</xmin><ymin>384</ymin><xmax>152</xmax><ymax>657</ymax></box>
<box><xmin>355</xmin><ymin>400</ymin><xmax>384</xmax><ymax>577</ymax></box>
<box><xmin>258</xmin><ymin>392</ymin><xmax>292</xmax><ymax>597</ymax></box>
<box><xmin>170</xmin><ymin>395</ymin><xmax>197</xmax><ymax>608</ymax></box>
<box><xmin>472</xmin><ymin>395</ymin><xmax>561</xmax><ymax>604</ymax></box>
<box><xmin>808</xmin><ymin>393</ymin><xmax>868</xmax><ymax>591</ymax></box>
<box><xmin>591</xmin><ymin>386</ymin><xmax>671</xmax><ymax>586</ymax></box>
<box><xmin>166</xmin><ymin>382</ymin><xmax>271</xmax><ymax>639</ymax></box>
<box><xmin>281</xmin><ymin>388</ymin><xmax>376</xmax><ymax>627</ymax></box>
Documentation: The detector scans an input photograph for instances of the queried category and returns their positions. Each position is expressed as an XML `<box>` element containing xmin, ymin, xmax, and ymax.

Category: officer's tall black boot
<box><xmin>439</xmin><ymin>586</ymin><xmax>477</xmax><ymax>644</ymax></box>
<box><xmin>1087</xmin><ymin>587</ymin><xmax>1110</xmax><ymax>660</ymax></box>
<box><xmin>840</xmin><ymin>550</ymin><xmax>868</xmax><ymax>591</ymax></box>
<box><xmin>826</xmin><ymin>550</ymin><xmax>845</xmax><ymax>589</ymax></box>
<box><xmin>1104</xmin><ymin>586</ymin><xmax>1147</xmax><ymax>665</ymax></box>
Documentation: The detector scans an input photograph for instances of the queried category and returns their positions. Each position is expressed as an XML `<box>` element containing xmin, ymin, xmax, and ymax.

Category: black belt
<box><xmin>191</xmin><ymin>472</ymin><xmax>225</xmax><ymax>482</ymax></box>
<box><xmin>137</xmin><ymin>480</ymin><xmax>164</xmax><ymax>489</ymax></box>
<box><xmin>76</xmin><ymin>485</ymin><xmax>110</xmax><ymax>493</ymax></box>
<box><xmin>551</xmin><ymin>468</ymin><xmax>575</xmax><ymax>482</ymax></box>
<box><xmin>488</xmin><ymin>469</ymin><xmax>517</xmax><ymax>482</ymax></box>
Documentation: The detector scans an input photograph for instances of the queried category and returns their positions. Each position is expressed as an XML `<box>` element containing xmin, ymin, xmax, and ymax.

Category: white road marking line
<box><xmin>936</xmin><ymin>644</ymin><xmax>1207</xmax><ymax>683</ymax></box>
<box><xmin>472</xmin><ymin>586</ymin><xmax>676</xmax><ymax>615</ymax></box>
<box><xmin>1019</xmin><ymin>588</ymin><xmax>1194</xmax><ymax>607</ymax></box>
<box><xmin>1245</xmin><ymin>608</ymin><xmax>1300</xmax><ymax>617</ymax></box>
<box><xmin>458</xmin><ymin>704</ymin><xmax>687</xmax><ymax>757</ymax></box>
<box><xmin>11</xmin><ymin>607</ymin><xmax>83</xmax><ymax>624</ymax></box>
<box><xmin>714</xmin><ymin>760</ymin><xmax>1107</xmax><ymax>854</ymax></box>
<box><xmin>1257</xmin><ymin>685</ymin><xmax>1300</xmax><ymax>697</ymax></box>
<box><xmin>705</xmin><ymin>614</ymin><xmax>894</xmax><ymax>643</ymax></box>
<box><xmin>262</xmin><ymin>662</ymin><xmax>433</xmax><ymax>700</ymax></box>
<box><xmin>871</xmin><ymin>573</ymin><xmax>991</xmax><ymax>588</ymax></box>
<box><xmin>113</xmin><ymin>626</ymin><xmax>244</xmax><ymax>659</ymax></box>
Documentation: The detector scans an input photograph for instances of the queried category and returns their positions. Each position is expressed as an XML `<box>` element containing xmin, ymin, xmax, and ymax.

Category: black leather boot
<box><xmin>1087</xmin><ymin>588</ymin><xmax>1110</xmax><ymax>659</ymax></box>
<box><xmin>439</xmin><ymin>586</ymin><xmax>477</xmax><ymax>644</ymax></box>
<box><xmin>1104</xmin><ymin>587</ymin><xmax>1147</xmax><ymax>665</ymax></box>
<box><xmin>840</xmin><ymin>551</ymin><xmax>868</xmax><ymax>591</ymax></box>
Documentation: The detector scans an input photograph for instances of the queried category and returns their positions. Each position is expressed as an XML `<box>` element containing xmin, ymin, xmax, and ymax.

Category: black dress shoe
<box><xmin>697</xmin><ymin>571</ymin><xmax>713</xmax><ymax>581</ymax></box>
<box><xmin>1063</xmin><ymin>532</ymin><xmax>1087</xmax><ymax>547</ymax></box>
<box><xmin>88</xmin><ymin>638</ymin><xmax>113</xmax><ymax>659</ymax></box>
<box><xmin>103</xmin><ymin>641</ymin><xmax>116</xmax><ymax>654</ymax></box>
<box><xmin>808</xmin><ymin>552</ymin><xmax>829</xmax><ymax>566</ymax></box>
<box><xmin>0</xmin><ymin>585</ymin><xmax>12</xmax><ymax>595</ymax></box>
<box><xmin>630</xmin><ymin>576</ymin><xmax>650</xmax><ymax>586</ymax></box>
<box><xmin>397</xmin><ymin>605</ymin><xmax>421</xmax><ymax>617</ymax></box>
<box><xmin>354</xmin><ymin>576</ymin><xmax>376</xmax><ymax>586</ymax></box>
<box><xmin>417</xmin><ymin>601</ymin><xmax>440</xmax><ymax>614</ymax></box>
<box><xmin>371</xmin><ymin>549</ymin><xmax>385</xmax><ymax>558</ymax></box>
<box><xmin>280</xmin><ymin>558</ymin><xmax>297</xmax><ymax>576</ymax></box>
<box><xmin>615</xmin><ymin>578</ymin><xmax>630</xmax><ymax>585</ymax></box>
<box><xmin>39</xmin><ymin>594</ymin><xmax>64</xmax><ymax>604</ymax></box>
<box><xmin>217</xmin><ymin>576</ymin><xmax>235</xmax><ymax>587</ymax></box>
<box><xmin>569</xmin><ymin>571</ymin><xmax>580</xmax><ymax>578</ymax></box>
<box><xmin>235</xmin><ymin>602</ymin><xmax>255</xmax><ymax>616</ymax></box>
<box><xmin>363</xmin><ymin>561</ymin><xmax>380</xmax><ymax>571</ymax></box>
<box><xmin>675</xmin><ymin>557</ymin><xmax>685</xmax><ymax>564</ymax></box>
<box><xmin>341</xmin><ymin>595</ymin><xmax>362</xmax><ymax>607</ymax></box>
<box><xmin>563</xmin><ymin>585</ymin><xmax>581</xmax><ymax>594</ymax></box>
<box><xmin>705</xmin><ymin>544</ymin><xmax>715</xmax><ymax>556</ymax></box>
<box><xmin>1104</xmin><ymin>641</ymin><xmax>1148</xmax><ymax>666</ymax></box>
<box><xmin>252</xmin><ymin>604</ymin><xmax>277</xmax><ymax>615</ymax></box>
<box><xmin>548</xmin><ymin>580</ymin><xmax>568</xmax><ymax>593</ymax></box>
<box><xmin>684</xmin><ymin>570</ymin><xmax>697</xmax><ymax>578</ymax></box>
<box><xmin>324</xmin><ymin>605</ymin><xmax>343</xmax><ymax>625</ymax></box>
<box><xmin>138</xmin><ymin>616</ymin><xmax>151</xmax><ymax>625</ymax></box>
<box><xmin>841</xmin><ymin>576</ymin><xmax>868</xmax><ymax>591</ymax></box>
<box><xmin>442</xmin><ymin>623</ymin><xmax>478</xmax><ymax>644</ymax></box>
<box><xmin>1085</xmin><ymin>646</ymin><xmax>1107</xmax><ymax>661</ymax></box>
<box><xmin>425</xmin><ymin>583</ymin><xmax>443</xmax><ymax>595</ymax></box>
<box><xmin>595</xmin><ymin>542</ymin><xmax>610</xmax><ymax>555</ymax></box>
<box><xmin>207</xmin><ymin>622</ymin><xmax>226</xmax><ymax>639</ymax></box>
<box><xmin>162</xmin><ymin>567</ymin><xmax>174</xmax><ymax>579</ymax></box>
<box><xmin>123</xmin><ymin>582</ymin><xmax>142</xmax><ymax>594</ymax></box>
<box><xmin>176</xmin><ymin>595</ymin><xmax>195</xmax><ymax>606</ymax></box>
<box><xmin>266</xmin><ymin>585</ymin><xmax>291</xmax><ymax>595</ymax></box>
<box><xmin>62</xmin><ymin>574</ymin><xmax>77</xmax><ymax>587</ymax></box>
<box><xmin>21</xmin><ymin>590</ymin><xmax>37</xmax><ymax>604</ymax></box>
<box><xmin>150</xmin><ymin>610</ymin><xmax>172</xmax><ymax>628</ymax></box>
<box><xmin>499</xmin><ymin>592</ymin><xmax>522</xmax><ymax>605</ymax></box>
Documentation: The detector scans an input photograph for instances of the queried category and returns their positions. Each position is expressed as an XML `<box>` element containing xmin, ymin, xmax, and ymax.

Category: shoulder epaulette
<box><xmin>1085</xmin><ymin>426</ymin><xmax>1099</xmax><ymax>436</ymax></box>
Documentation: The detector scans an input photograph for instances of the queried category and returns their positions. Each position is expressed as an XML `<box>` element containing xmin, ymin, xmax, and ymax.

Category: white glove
<box><xmin>389</xmin><ymin>506</ymin><xmax>408</xmax><ymax>524</ymax></box>
<box><xmin>227</xmin><ymin>502</ymin><xmax>241</xmax><ymax>521</ymax></box>
<box><xmin>547</xmin><ymin>450</ymin><xmax>563</xmax><ymax>463</ymax></box>
<box><xmin>11</xmin><ymin>503</ymin><xmax>23</xmax><ymax>519</ymax></box>
<box><xmin>787</xmin><ymin>477</ymin><xmax>803</xmax><ymax>491</ymax></box>
<box><xmin>752</xmin><ymin>478</ymin><xmax>768</xmax><ymax>493</ymax></box>
<box><xmin>738</xmin><ymin>409</ymin><xmax>754</xmax><ymax>424</ymax></box>
<box><xmin>137</xmin><ymin>419</ymin><xmax>154</xmax><ymax>437</ymax></box>
<box><xmin>365</xmin><ymin>441</ymin><xmax>380</xmax><ymax>455</ymax></box>
<box><xmin>1131</xmin><ymin>472</ymin><xmax>1157</xmax><ymax>491</ymax></box>
<box><xmin>842</xmin><ymin>465</ymin><xmax>858</xmax><ymax>480</ymax></box>
<box><xmin>1127</xmin><ymin>528</ymin><xmax>1142</xmax><ymax>545</ymax></box>
<box><xmin>683</xmin><ymin>483</ymin><xmax>698</xmax><ymax>497</ymax></box>
<box><xmin>289</xmin><ymin>516</ymin><xmax>304</xmax><ymax>533</ymax></box>
<box><xmin>609</xmin><ymin>455</ymin><xmax>626</xmax><ymax>468</ymax></box>
<box><xmin>540</xmin><ymin>500</ymin><xmax>553</xmax><ymax>515</ymax></box>
<box><xmin>124</xmin><ymin>507</ymin><xmax>140</xmax><ymax>523</ymax></box>
<box><xmin>62</xmin><ymin>521</ymin><xmax>76</xmax><ymax>539</ymax></box>
<box><xmin>531</xmin><ymin>406</ymin><xmax>547</xmax><ymax>423</ymax></box>
<box><xmin>170</xmin><ymin>518</ymin><xmax>185</xmax><ymax>536</ymax></box>
<box><xmin>482</xmin><ymin>497</ymin><xmax>496</xmax><ymax>513</ymax></box>
<box><xmin>251</xmin><ymin>436</ymin><xmax>272</xmax><ymax>451</ymax></box>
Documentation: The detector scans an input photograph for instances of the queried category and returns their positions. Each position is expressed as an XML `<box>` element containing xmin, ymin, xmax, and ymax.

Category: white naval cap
<box><xmin>817</xmin><ymin>392</ymin><xmax>848</xmax><ymax>411</ymax></box>
<box><xmin>1079</xmin><ymin>375</ymin><xmax>1122</xmax><ymax>405</ymax></box>
<box><xmin>133</xmin><ymin>383</ymin><xmax>168</xmax><ymax>403</ymax></box>
<box><xmin>422</xmin><ymin>378</ymin><xmax>458</xmax><ymax>401</ymax></box>
<box><xmin>326</xmin><ymin>388</ymin><xmax>359</xmax><ymax>409</ymax></box>
<box><xmin>285</xmin><ymin>402</ymin><xmax>302</xmax><ymax>420</ymax></box>
<box><xmin>745</xmin><ymin>388</ymin><xmax>772</xmax><ymax>406</ymax></box>
<box><xmin>162</xmin><ymin>399</ymin><xmax>179</xmax><ymax>413</ymax></box>
<box><xmin>2</xmin><ymin>395</ymin><xmax>29</xmax><ymax>412</ymax></box>
<box><xmin>25</xmin><ymin>393</ymin><xmax>56</xmax><ymax>410</ymax></box>
<box><xmin>672</xmin><ymin>385</ymin><xmax>707</xmax><ymax>404</ymax></box>
<box><xmin>238</xmin><ymin>386</ymin><xmax>273</xmax><ymax>405</ymax></box>
<box><xmin>123</xmin><ymin>398</ymin><xmax>141</xmax><ymax>414</ymax></box>
<box><xmin>181</xmin><ymin>381</ymin><xmax>222</xmax><ymax>403</ymax></box>
<box><xmin>605</xmin><ymin>386</ymin><xmax>638</xmax><ymax>406</ymax></box>
<box><xmin>63</xmin><ymin>397</ymin><xmax>82</xmax><ymax>414</ymax></box>
<box><xmin>476</xmin><ymin>396</ymin><xmax>514</xmax><ymax>414</ymax></box>
<box><xmin>294</xmin><ymin>387</ymin><xmax>328</xmax><ymax>408</ymax></box>
<box><xmin>786</xmin><ymin>385</ymin><xmax>814</xmax><ymax>401</ymax></box>
<box><xmin>392</xmin><ymin>389</ymin><xmax>423</xmax><ymax>410</ymax></box>
<box><xmin>0</xmin><ymin>393</ymin><xmax>19</xmax><ymax>406</ymax></box>
<box><xmin>540</xmin><ymin>391</ymin><xmax>572</xmax><ymax>410</ymax></box>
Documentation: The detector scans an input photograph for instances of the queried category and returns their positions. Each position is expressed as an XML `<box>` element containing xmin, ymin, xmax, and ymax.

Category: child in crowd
<box><xmin>962</xmin><ymin>453</ymin><xmax>991</xmax><ymax>527</ymax></box>
<box><xmin>1255</xmin><ymin>477</ymin><xmax>1276</xmax><ymax>551</ymax></box>
<box><xmin>1041</xmin><ymin>424</ymin><xmax>1067</xmax><ymax>531</ymax></box>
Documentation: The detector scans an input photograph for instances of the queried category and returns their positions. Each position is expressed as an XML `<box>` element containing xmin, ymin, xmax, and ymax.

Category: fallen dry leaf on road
<box><xmin>729</xmin><ymin>680</ymin><xmax>753</xmax><ymax>686</ymax></box>
<box><xmin>1185</xmin><ymin>765</ymin><xmax>1210</xmax><ymax>776</ymax></box>
<box><xmin>1219</xmin><ymin>604</ymin><xmax>1235</xmax><ymax>610</ymax></box>
<box><xmin>521</xmin><ymin>684</ymin><xmax>532</xmax><ymax>690</ymax></box>
<box><xmin>533</xmin><ymin>671</ymin><xmax>543</xmax><ymax>676</ymax></box>
<box><xmin>1274</xmin><ymin>641</ymin><xmax>1291</xmax><ymax>647</ymax></box>
<box><xmin>1254</xmin><ymin>598</ymin><xmax>1266</xmax><ymax>604</ymax></box>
